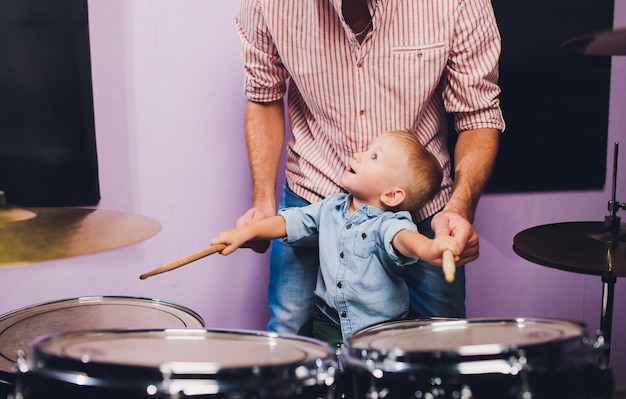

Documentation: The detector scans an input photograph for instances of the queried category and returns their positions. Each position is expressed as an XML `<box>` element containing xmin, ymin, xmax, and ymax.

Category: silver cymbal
<box><xmin>562</xmin><ymin>26</ymin><xmax>626</xmax><ymax>56</ymax></box>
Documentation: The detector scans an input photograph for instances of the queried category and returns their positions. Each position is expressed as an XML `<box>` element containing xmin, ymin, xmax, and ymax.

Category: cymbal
<box><xmin>562</xmin><ymin>26</ymin><xmax>626</xmax><ymax>56</ymax></box>
<box><xmin>0</xmin><ymin>206</ymin><xmax>161</xmax><ymax>266</ymax></box>
<box><xmin>513</xmin><ymin>222</ymin><xmax>626</xmax><ymax>277</ymax></box>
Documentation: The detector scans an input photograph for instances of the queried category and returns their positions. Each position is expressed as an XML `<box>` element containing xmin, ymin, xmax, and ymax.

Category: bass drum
<box><xmin>14</xmin><ymin>328</ymin><xmax>337</xmax><ymax>399</ymax></box>
<box><xmin>0</xmin><ymin>296</ymin><xmax>204</xmax><ymax>398</ymax></box>
<box><xmin>338</xmin><ymin>318</ymin><xmax>614</xmax><ymax>399</ymax></box>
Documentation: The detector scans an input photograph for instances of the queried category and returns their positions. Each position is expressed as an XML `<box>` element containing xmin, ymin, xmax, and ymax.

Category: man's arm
<box><xmin>235</xmin><ymin>99</ymin><xmax>286</xmax><ymax>251</ymax></box>
<box><xmin>432</xmin><ymin>127</ymin><xmax>499</xmax><ymax>264</ymax></box>
<box><xmin>446</xmin><ymin>127</ymin><xmax>499</xmax><ymax>223</ymax></box>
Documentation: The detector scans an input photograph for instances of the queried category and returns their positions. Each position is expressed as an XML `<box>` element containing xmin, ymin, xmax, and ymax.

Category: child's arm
<box><xmin>391</xmin><ymin>229</ymin><xmax>460</xmax><ymax>266</ymax></box>
<box><xmin>210</xmin><ymin>215</ymin><xmax>287</xmax><ymax>255</ymax></box>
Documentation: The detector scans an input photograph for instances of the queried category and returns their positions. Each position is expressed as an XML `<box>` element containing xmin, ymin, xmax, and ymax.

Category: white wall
<box><xmin>1</xmin><ymin>0</ymin><xmax>625</xmax><ymax>390</ymax></box>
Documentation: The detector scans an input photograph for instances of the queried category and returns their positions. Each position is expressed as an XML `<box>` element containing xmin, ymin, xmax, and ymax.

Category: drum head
<box><xmin>0</xmin><ymin>296</ymin><xmax>205</xmax><ymax>374</ymax></box>
<box><xmin>28</xmin><ymin>329</ymin><xmax>336</xmax><ymax>397</ymax></box>
<box><xmin>343</xmin><ymin>318</ymin><xmax>586</xmax><ymax>373</ymax></box>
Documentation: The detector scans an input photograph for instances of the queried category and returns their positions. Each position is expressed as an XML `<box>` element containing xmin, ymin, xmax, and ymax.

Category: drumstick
<box><xmin>442</xmin><ymin>250</ymin><xmax>456</xmax><ymax>283</ymax></box>
<box><xmin>139</xmin><ymin>244</ymin><xmax>226</xmax><ymax>280</ymax></box>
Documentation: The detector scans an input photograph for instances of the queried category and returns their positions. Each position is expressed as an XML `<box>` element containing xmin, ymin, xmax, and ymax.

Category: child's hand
<box><xmin>428</xmin><ymin>236</ymin><xmax>461</xmax><ymax>266</ymax></box>
<box><xmin>430</xmin><ymin>236</ymin><xmax>461</xmax><ymax>283</ymax></box>
<box><xmin>210</xmin><ymin>229</ymin><xmax>248</xmax><ymax>255</ymax></box>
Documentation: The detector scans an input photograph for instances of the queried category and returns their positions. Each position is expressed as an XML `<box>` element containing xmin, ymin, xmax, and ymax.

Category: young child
<box><xmin>211</xmin><ymin>130</ymin><xmax>460</xmax><ymax>345</ymax></box>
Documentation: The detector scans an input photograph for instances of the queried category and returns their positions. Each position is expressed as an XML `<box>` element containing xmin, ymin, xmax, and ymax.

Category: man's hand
<box><xmin>431</xmin><ymin>210</ymin><xmax>479</xmax><ymax>265</ymax></box>
<box><xmin>234</xmin><ymin>206</ymin><xmax>276</xmax><ymax>253</ymax></box>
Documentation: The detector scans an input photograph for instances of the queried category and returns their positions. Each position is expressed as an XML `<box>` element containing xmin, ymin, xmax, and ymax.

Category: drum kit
<box><xmin>0</xmin><ymin>26</ymin><xmax>624</xmax><ymax>399</ymax></box>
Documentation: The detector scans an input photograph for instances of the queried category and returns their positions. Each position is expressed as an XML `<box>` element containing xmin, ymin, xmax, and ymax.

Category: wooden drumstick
<box><xmin>139</xmin><ymin>244</ymin><xmax>226</xmax><ymax>280</ymax></box>
<box><xmin>442</xmin><ymin>250</ymin><xmax>456</xmax><ymax>283</ymax></box>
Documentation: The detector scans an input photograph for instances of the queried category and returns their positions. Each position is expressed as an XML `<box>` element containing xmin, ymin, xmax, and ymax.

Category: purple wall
<box><xmin>1</xmin><ymin>0</ymin><xmax>625</xmax><ymax>390</ymax></box>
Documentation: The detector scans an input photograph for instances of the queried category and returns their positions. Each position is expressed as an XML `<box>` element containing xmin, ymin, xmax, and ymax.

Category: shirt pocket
<box><xmin>385</xmin><ymin>41</ymin><xmax>448</xmax><ymax>108</ymax></box>
<box><xmin>391</xmin><ymin>40</ymin><xmax>447</xmax><ymax>55</ymax></box>
<box><xmin>391</xmin><ymin>41</ymin><xmax>448</xmax><ymax>70</ymax></box>
<box><xmin>353</xmin><ymin>230</ymin><xmax>378</xmax><ymax>259</ymax></box>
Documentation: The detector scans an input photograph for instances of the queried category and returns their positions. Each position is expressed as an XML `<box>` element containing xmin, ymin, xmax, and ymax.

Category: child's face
<box><xmin>340</xmin><ymin>133</ymin><xmax>407</xmax><ymax>203</ymax></box>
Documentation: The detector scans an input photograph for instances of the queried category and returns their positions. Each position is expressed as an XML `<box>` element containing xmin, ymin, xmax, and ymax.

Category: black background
<box><xmin>0</xmin><ymin>0</ymin><xmax>99</xmax><ymax>206</ymax></box>
<box><xmin>484</xmin><ymin>0</ymin><xmax>614</xmax><ymax>192</ymax></box>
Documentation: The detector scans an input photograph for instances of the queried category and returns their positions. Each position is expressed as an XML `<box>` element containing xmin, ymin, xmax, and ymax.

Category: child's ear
<box><xmin>380</xmin><ymin>188</ymin><xmax>406</xmax><ymax>208</ymax></box>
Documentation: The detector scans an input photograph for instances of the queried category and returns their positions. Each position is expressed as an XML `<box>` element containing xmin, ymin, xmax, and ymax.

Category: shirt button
<box><xmin>357</xmin><ymin>61</ymin><xmax>363</xmax><ymax>67</ymax></box>
<box><xmin>346</xmin><ymin>224</ymin><xmax>352</xmax><ymax>229</ymax></box>
<box><xmin>341</xmin><ymin>311</ymin><xmax>347</xmax><ymax>318</ymax></box>
<box><xmin>361</xmin><ymin>232</ymin><xmax>367</xmax><ymax>239</ymax></box>
<box><xmin>359</xmin><ymin>110</ymin><xmax>366</xmax><ymax>115</ymax></box>
<box><xmin>340</xmin><ymin>252</ymin><xmax>345</xmax><ymax>259</ymax></box>
<box><xmin>337</xmin><ymin>282</ymin><xmax>342</xmax><ymax>288</ymax></box>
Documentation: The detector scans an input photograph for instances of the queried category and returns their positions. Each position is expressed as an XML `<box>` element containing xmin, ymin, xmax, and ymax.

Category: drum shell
<box><xmin>0</xmin><ymin>296</ymin><xmax>205</xmax><ymax>397</ymax></box>
<box><xmin>14</xmin><ymin>328</ymin><xmax>337</xmax><ymax>399</ymax></box>
<box><xmin>337</xmin><ymin>318</ymin><xmax>614</xmax><ymax>399</ymax></box>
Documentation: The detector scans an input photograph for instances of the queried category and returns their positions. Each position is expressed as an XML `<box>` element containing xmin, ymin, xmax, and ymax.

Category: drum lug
<box><xmin>15</xmin><ymin>350</ymin><xmax>29</xmax><ymax>373</ymax></box>
<box><xmin>592</xmin><ymin>331</ymin><xmax>607</xmax><ymax>351</ymax></box>
<box><xmin>509</xmin><ymin>350</ymin><xmax>536</xmax><ymax>399</ymax></box>
<box><xmin>365</xmin><ymin>386</ymin><xmax>388</xmax><ymax>399</ymax></box>
<box><xmin>411</xmin><ymin>379</ymin><xmax>475</xmax><ymax>399</ymax></box>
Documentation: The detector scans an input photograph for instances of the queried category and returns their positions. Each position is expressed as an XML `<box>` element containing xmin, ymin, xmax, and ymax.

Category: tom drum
<box><xmin>0</xmin><ymin>296</ymin><xmax>204</xmax><ymax>397</ymax></box>
<box><xmin>13</xmin><ymin>328</ymin><xmax>336</xmax><ymax>399</ymax></box>
<box><xmin>338</xmin><ymin>318</ymin><xmax>613</xmax><ymax>399</ymax></box>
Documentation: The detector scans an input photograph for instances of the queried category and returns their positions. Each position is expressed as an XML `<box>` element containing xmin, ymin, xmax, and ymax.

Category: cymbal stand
<box><xmin>604</xmin><ymin>142</ymin><xmax>625</xmax><ymax>234</ymax></box>
<box><xmin>599</xmin><ymin>142</ymin><xmax>625</xmax><ymax>367</ymax></box>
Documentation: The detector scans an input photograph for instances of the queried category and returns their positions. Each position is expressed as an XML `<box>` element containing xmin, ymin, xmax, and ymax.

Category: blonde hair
<box><xmin>387</xmin><ymin>130</ymin><xmax>443</xmax><ymax>211</ymax></box>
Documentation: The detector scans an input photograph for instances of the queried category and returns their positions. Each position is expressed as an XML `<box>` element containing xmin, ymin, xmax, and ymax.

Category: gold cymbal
<box><xmin>562</xmin><ymin>26</ymin><xmax>626</xmax><ymax>56</ymax></box>
<box><xmin>0</xmin><ymin>206</ymin><xmax>161</xmax><ymax>266</ymax></box>
<box><xmin>513</xmin><ymin>222</ymin><xmax>626</xmax><ymax>277</ymax></box>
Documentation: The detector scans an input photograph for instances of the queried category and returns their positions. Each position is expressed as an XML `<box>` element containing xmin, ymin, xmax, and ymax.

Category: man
<box><xmin>234</xmin><ymin>0</ymin><xmax>505</xmax><ymax>335</ymax></box>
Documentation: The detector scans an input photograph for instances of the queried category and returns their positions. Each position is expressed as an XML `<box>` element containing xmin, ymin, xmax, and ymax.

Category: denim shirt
<box><xmin>279</xmin><ymin>193</ymin><xmax>419</xmax><ymax>339</ymax></box>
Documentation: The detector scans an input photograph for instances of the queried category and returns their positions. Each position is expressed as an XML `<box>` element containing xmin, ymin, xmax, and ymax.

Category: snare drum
<box><xmin>0</xmin><ymin>296</ymin><xmax>204</xmax><ymax>397</ymax></box>
<box><xmin>338</xmin><ymin>318</ymin><xmax>613</xmax><ymax>399</ymax></box>
<box><xmin>14</xmin><ymin>329</ymin><xmax>336</xmax><ymax>399</ymax></box>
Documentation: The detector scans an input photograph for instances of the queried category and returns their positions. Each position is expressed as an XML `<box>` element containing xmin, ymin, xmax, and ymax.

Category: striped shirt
<box><xmin>236</xmin><ymin>0</ymin><xmax>505</xmax><ymax>221</ymax></box>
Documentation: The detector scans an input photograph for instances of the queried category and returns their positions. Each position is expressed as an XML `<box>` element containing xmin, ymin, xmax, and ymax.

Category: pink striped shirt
<box><xmin>236</xmin><ymin>0</ymin><xmax>505</xmax><ymax>221</ymax></box>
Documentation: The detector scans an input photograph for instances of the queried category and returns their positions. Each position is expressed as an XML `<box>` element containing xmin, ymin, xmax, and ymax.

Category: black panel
<box><xmin>483</xmin><ymin>0</ymin><xmax>613</xmax><ymax>193</ymax></box>
<box><xmin>0</xmin><ymin>0</ymin><xmax>99</xmax><ymax>206</ymax></box>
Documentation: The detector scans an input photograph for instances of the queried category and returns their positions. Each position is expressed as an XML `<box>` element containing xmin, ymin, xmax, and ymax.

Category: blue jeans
<box><xmin>267</xmin><ymin>184</ymin><xmax>466</xmax><ymax>334</ymax></box>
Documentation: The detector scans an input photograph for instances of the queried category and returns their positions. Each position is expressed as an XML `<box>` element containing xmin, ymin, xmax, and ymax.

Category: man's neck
<box><xmin>341</xmin><ymin>0</ymin><xmax>373</xmax><ymax>41</ymax></box>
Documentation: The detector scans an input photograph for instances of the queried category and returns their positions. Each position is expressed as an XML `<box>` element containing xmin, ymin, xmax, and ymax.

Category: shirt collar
<box><xmin>342</xmin><ymin>194</ymin><xmax>385</xmax><ymax>218</ymax></box>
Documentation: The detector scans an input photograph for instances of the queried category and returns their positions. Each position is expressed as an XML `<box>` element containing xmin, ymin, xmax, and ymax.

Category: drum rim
<box><xmin>348</xmin><ymin>317</ymin><xmax>586</xmax><ymax>341</ymax></box>
<box><xmin>0</xmin><ymin>295</ymin><xmax>205</xmax><ymax>328</ymax></box>
<box><xmin>29</xmin><ymin>327</ymin><xmax>336</xmax><ymax>365</ymax></box>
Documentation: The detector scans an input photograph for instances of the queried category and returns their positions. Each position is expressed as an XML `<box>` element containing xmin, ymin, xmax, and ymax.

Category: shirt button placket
<box><xmin>355</xmin><ymin>55</ymin><xmax>369</xmax><ymax>141</ymax></box>
<box><xmin>357</xmin><ymin>59</ymin><xmax>366</xmax><ymax>118</ymax></box>
<box><xmin>353</xmin><ymin>48</ymin><xmax>368</xmax><ymax>147</ymax></box>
